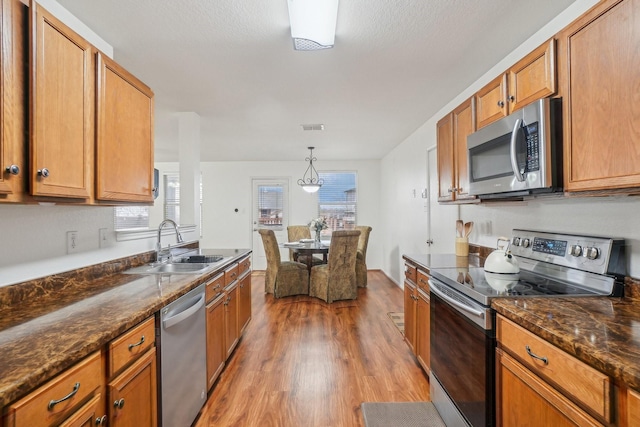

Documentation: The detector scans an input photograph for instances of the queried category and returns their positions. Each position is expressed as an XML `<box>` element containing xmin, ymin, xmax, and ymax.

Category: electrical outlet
<box><xmin>67</xmin><ymin>231</ymin><xmax>79</xmax><ymax>254</ymax></box>
<box><xmin>99</xmin><ymin>228</ymin><xmax>110</xmax><ymax>248</ymax></box>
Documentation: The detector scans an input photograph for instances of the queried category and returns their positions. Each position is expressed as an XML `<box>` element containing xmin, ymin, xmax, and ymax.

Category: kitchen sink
<box><xmin>123</xmin><ymin>262</ymin><xmax>213</xmax><ymax>275</ymax></box>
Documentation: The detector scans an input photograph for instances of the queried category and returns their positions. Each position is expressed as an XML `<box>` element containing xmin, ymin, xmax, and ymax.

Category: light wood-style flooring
<box><xmin>195</xmin><ymin>271</ymin><xmax>430</xmax><ymax>426</ymax></box>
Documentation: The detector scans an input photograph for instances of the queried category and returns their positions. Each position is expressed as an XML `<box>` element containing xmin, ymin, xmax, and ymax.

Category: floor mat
<box><xmin>387</xmin><ymin>312</ymin><xmax>404</xmax><ymax>335</ymax></box>
<box><xmin>361</xmin><ymin>402</ymin><xmax>445</xmax><ymax>427</ymax></box>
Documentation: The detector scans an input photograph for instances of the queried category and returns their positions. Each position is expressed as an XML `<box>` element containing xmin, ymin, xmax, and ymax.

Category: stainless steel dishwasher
<box><xmin>159</xmin><ymin>283</ymin><xmax>207</xmax><ymax>427</ymax></box>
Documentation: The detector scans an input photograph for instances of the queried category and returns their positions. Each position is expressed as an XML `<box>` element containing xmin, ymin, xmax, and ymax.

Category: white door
<box><xmin>428</xmin><ymin>146</ymin><xmax>457</xmax><ymax>253</ymax></box>
<box><xmin>252</xmin><ymin>179</ymin><xmax>289</xmax><ymax>270</ymax></box>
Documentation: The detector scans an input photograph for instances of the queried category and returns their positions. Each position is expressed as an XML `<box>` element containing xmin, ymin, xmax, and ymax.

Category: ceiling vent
<box><xmin>301</xmin><ymin>124</ymin><xmax>325</xmax><ymax>131</ymax></box>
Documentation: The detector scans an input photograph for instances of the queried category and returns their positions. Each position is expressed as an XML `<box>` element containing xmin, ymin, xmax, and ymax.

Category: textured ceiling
<box><xmin>55</xmin><ymin>0</ymin><xmax>576</xmax><ymax>162</ymax></box>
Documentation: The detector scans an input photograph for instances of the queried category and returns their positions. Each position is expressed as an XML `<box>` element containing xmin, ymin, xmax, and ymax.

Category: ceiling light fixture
<box><xmin>298</xmin><ymin>147</ymin><xmax>324</xmax><ymax>193</ymax></box>
<box><xmin>287</xmin><ymin>0</ymin><xmax>339</xmax><ymax>51</ymax></box>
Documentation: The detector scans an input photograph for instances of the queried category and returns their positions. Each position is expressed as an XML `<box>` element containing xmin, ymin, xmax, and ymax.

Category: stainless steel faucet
<box><xmin>156</xmin><ymin>219</ymin><xmax>184</xmax><ymax>262</ymax></box>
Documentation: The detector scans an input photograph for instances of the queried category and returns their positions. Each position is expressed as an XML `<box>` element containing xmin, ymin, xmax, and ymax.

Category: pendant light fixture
<box><xmin>298</xmin><ymin>147</ymin><xmax>323</xmax><ymax>193</ymax></box>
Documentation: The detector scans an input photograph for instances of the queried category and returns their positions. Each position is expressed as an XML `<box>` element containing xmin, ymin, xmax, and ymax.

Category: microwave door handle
<box><xmin>510</xmin><ymin>118</ymin><xmax>526</xmax><ymax>182</ymax></box>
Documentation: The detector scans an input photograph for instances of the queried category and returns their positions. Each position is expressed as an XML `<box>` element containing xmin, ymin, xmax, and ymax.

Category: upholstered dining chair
<box><xmin>309</xmin><ymin>230</ymin><xmax>361</xmax><ymax>303</ymax></box>
<box><xmin>287</xmin><ymin>225</ymin><xmax>323</xmax><ymax>265</ymax></box>
<box><xmin>355</xmin><ymin>226</ymin><xmax>372</xmax><ymax>287</ymax></box>
<box><xmin>258</xmin><ymin>229</ymin><xmax>309</xmax><ymax>298</ymax></box>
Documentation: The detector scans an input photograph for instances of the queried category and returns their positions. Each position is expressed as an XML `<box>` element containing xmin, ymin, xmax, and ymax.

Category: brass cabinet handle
<box><xmin>48</xmin><ymin>382</ymin><xmax>80</xmax><ymax>410</ymax></box>
<box><xmin>128</xmin><ymin>335</ymin><xmax>145</xmax><ymax>351</ymax></box>
<box><xmin>525</xmin><ymin>345</ymin><xmax>549</xmax><ymax>365</ymax></box>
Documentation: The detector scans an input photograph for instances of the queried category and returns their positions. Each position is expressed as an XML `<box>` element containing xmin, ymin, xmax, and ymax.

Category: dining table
<box><xmin>283</xmin><ymin>241</ymin><xmax>330</xmax><ymax>274</ymax></box>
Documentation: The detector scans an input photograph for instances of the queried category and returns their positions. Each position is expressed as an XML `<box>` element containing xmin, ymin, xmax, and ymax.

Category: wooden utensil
<box><xmin>464</xmin><ymin>221</ymin><xmax>474</xmax><ymax>237</ymax></box>
<box><xmin>456</xmin><ymin>220</ymin><xmax>463</xmax><ymax>238</ymax></box>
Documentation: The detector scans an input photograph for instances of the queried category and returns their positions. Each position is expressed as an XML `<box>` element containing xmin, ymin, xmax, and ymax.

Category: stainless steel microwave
<box><xmin>467</xmin><ymin>97</ymin><xmax>562</xmax><ymax>198</ymax></box>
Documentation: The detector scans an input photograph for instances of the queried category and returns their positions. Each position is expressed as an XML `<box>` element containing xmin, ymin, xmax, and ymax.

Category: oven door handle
<box><xmin>510</xmin><ymin>118</ymin><xmax>526</xmax><ymax>182</ymax></box>
<box><xmin>429</xmin><ymin>280</ymin><xmax>485</xmax><ymax>319</ymax></box>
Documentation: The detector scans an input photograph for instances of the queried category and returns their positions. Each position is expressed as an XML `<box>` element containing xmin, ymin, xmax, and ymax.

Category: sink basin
<box><xmin>123</xmin><ymin>262</ymin><xmax>212</xmax><ymax>275</ymax></box>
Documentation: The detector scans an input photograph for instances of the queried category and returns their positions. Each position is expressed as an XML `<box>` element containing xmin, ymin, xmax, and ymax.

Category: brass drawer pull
<box><xmin>128</xmin><ymin>335</ymin><xmax>145</xmax><ymax>351</ymax></box>
<box><xmin>525</xmin><ymin>345</ymin><xmax>548</xmax><ymax>365</ymax></box>
<box><xmin>48</xmin><ymin>382</ymin><xmax>80</xmax><ymax>410</ymax></box>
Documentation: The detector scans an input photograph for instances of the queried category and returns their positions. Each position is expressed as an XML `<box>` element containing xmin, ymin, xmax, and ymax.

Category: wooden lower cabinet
<box><xmin>415</xmin><ymin>288</ymin><xmax>430</xmax><ymax>374</ymax></box>
<box><xmin>238</xmin><ymin>271</ymin><xmax>251</xmax><ymax>334</ymax></box>
<box><xmin>107</xmin><ymin>348</ymin><xmax>157</xmax><ymax>427</ymax></box>
<box><xmin>497</xmin><ymin>348</ymin><xmax>603</xmax><ymax>427</ymax></box>
<box><xmin>403</xmin><ymin>278</ymin><xmax>417</xmax><ymax>353</ymax></box>
<box><xmin>206</xmin><ymin>293</ymin><xmax>226</xmax><ymax>390</ymax></box>
<box><xmin>624</xmin><ymin>387</ymin><xmax>640</xmax><ymax>427</ymax></box>
<box><xmin>58</xmin><ymin>394</ymin><xmax>105</xmax><ymax>427</ymax></box>
<box><xmin>4</xmin><ymin>351</ymin><xmax>104</xmax><ymax>427</ymax></box>
<box><xmin>224</xmin><ymin>281</ymin><xmax>240</xmax><ymax>359</ymax></box>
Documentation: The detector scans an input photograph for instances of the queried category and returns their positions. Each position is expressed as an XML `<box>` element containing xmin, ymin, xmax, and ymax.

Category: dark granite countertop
<box><xmin>404</xmin><ymin>251</ymin><xmax>640</xmax><ymax>392</ymax></box>
<box><xmin>0</xmin><ymin>248</ymin><xmax>251</xmax><ymax>408</ymax></box>
<box><xmin>493</xmin><ymin>295</ymin><xmax>640</xmax><ymax>391</ymax></box>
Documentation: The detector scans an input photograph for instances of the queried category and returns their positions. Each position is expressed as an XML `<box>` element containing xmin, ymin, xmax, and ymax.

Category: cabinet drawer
<box><xmin>404</xmin><ymin>263</ymin><xmax>417</xmax><ymax>284</ymax></box>
<box><xmin>238</xmin><ymin>256</ymin><xmax>251</xmax><ymax>277</ymax></box>
<box><xmin>108</xmin><ymin>316</ymin><xmax>155</xmax><ymax>378</ymax></box>
<box><xmin>206</xmin><ymin>273</ymin><xmax>225</xmax><ymax>303</ymax></box>
<box><xmin>5</xmin><ymin>351</ymin><xmax>103</xmax><ymax>427</ymax></box>
<box><xmin>224</xmin><ymin>263</ymin><xmax>239</xmax><ymax>286</ymax></box>
<box><xmin>416</xmin><ymin>270</ymin><xmax>430</xmax><ymax>292</ymax></box>
<box><xmin>497</xmin><ymin>316</ymin><xmax>612</xmax><ymax>422</ymax></box>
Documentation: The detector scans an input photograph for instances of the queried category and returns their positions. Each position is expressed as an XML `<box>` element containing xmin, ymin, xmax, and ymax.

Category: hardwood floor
<box><xmin>195</xmin><ymin>270</ymin><xmax>430</xmax><ymax>426</ymax></box>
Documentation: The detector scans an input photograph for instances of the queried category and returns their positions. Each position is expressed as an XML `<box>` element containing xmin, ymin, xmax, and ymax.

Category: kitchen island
<box><xmin>0</xmin><ymin>247</ymin><xmax>251</xmax><ymax>418</ymax></box>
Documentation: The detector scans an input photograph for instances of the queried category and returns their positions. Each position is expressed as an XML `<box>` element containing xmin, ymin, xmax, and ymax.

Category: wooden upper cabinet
<box><xmin>476</xmin><ymin>39</ymin><xmax>556</xmax><ymax>129</ymax></box>
<box><xmin>452</xmin><ymin>98</ymin><xmax>475</xmax><ymax>200</ymax></box>
<box><xmin>475</xmin><ymin>73</ymin><xmax>507</xmax><ymax>129</ymax></box>
<box><xmin>436</xmin><ymin>113</ymin><xmax>454</xmax><ymax>202</ymax></box>
<box><xmin>437</xmin><ymin>97</ymin><xmax>476</xmax><ymax>203</ymax></box>
<box><xmin>0</xmin><ymin>0</ymin><xmax>28</xmax><ymax>201</ymax></box>
<box><xmin>96</xmin><ymin>53</ymin><xmax>154</xmax><ymax>202</ymax></box>
<box><xmin>559</xmin><ymin>0</ymin><xmax>640</xmax><ymax>192</ymax></box>
<box><xmin>30</xmin><ymin>2</ymin><xmax>93</xmax><ymax>199</ymax></box>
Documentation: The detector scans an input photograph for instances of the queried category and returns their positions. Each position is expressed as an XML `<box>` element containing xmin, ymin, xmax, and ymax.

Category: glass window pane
<box><xmin>257</xmin><ymin>185</ymin><xmax>284</xmax><ymax>226</ymax></box>
<box><xmin>317</xmin><ymin>172</ymin><xmax>357</xmax><ymax>233</ymax></box>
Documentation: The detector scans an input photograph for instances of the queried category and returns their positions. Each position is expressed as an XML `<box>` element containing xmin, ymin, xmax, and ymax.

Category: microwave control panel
<box><xmin>524</xmin><ymin>122</ymin><xmax>540</xmax><ymax>171</ymax></box>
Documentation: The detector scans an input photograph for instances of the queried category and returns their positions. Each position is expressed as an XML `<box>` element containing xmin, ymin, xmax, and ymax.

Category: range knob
<box><xmin>512</xmin><ymin>237</ymin><xmax>521</xmax><ymax>246</ymax></box>
<box><xmin>521</xmin><ymin>238</ymin><xmax>530</xmax><ymax>248</ymax></box>
<box><xmin>569</xmin><ymin>245</ymin><xmax>582</xmax><ymax>257</ymax></box>
<box><xmin>582</xmin><ymin>247</ymin><xmax>600</xmax><ymax>260</ymax></box>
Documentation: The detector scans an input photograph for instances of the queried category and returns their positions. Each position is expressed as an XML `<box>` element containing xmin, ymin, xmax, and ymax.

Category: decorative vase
<box><xmin>315</xmin><ymin>229</ymin><xmax>321</xmax><ymax>243</ymax></box>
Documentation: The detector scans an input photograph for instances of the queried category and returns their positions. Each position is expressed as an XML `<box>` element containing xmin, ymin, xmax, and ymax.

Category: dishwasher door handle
<box><xmin>163</xmin><ymin>294</ymin><xmax>205</xmax><ymax>329</ymax></box>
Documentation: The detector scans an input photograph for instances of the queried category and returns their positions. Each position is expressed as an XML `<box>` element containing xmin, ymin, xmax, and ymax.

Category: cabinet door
<box><xmin>403</xmin><ymin>280</ymin><xmax>416</xmax><ymax>353</ymax></box>
<box><xmin>561</xmin><ymin>0</ymin><xmax>640</xmax><ymax>192</ymax></box>
<box><xmin>30</xmin><ymin>2</ymin><xmax>93</xmax><ymax>199</ymax></box>
<box><xmin>0</xmin><ymin>0</ymin><xmax>28</xmax><ymax>201</ymax></box>
<box><xmin>238</xmin><ymin>272</ymin><xmax>252</xmax><ymax>334</ymax></box>
<box><xmin>497</xmin><ymin>349</ymin><xmax>603</xmax><ymax>427</ymax></box>
<box><xmin>436</xmin><ymin>113</ymin><xmax>454</xmax><ymax>202</ymax></box>
<box><xmin>475</xmin><ymin>73</ymin><xmax>507</xmax><ymax>129</ymax></box>
<box><xmin>416</xmin><ymin>288</ymin><xmax>430</xmax><ymax>374</ymax></box>
<box><xmin>627</xmin><ymin>387</ymin><xmax>640</xmax><ymax>427</ymax></box>
<box><xmin>224</xmin><ymin>283</ymin><xmax>239</xmax><ymax>359</ymax></box>
<box><xmin>508</xmin><ymin>39</ymin><xmax>556</xmax><ymax>112</ymax></box>
<box><xmin>452</xmin><ymin>97</ymin><xmax>476</xmax><ymax>200</ymax></box>
<box><xmin>96</xmin><ymin>53</ymin><xmax>154</xmax><ymax>202</ymax></box>
<box><xmin>58</xmin><ymin>394</ymin><xmax>105</xmax><ymax>427</ymax></box>
<box><xmin>206</xmin><ymin>295</ymin><xmax>226</xmax><ymax>390</ymax></box>
<box><xmin>108</xmin><ymin>348</ymin><xmax>157</xmax><ymax>427</ymax></box>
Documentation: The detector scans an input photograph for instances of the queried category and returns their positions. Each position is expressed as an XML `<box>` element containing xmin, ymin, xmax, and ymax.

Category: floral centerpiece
<box><xmin>309</xmin><ymin>216</ymin><xmax>328</xmax><ymax>242</ymax></box>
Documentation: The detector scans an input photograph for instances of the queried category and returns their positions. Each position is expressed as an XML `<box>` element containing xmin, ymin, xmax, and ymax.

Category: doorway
<box><xmin>251</xmin><ymin>179</ymin><xmax>289</xmax><ymax>269</ymax></box>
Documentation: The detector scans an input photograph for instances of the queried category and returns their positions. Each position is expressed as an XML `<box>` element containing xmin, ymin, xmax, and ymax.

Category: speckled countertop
<box><xmin>403</xmin><ymin>253</ymin><xmax>640</xmax><ymax>391</ymax></box>
<box><xmin>0</xmin><ymin>248</ymin><xmax>251</xmax><ymax>408</ymax></box>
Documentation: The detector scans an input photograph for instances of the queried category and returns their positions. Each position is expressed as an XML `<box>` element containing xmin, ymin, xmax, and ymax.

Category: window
<box><xmin>164</xmin><ymin>174</ymin><xmax>180</xmax><ymax>223</ymax></box>
<box><xmin>257</xmin><ymin>185</ymin><xmax>284</xmax><ymax>227</ymax></box>
<box><xmin>114</xmin><ymin>206</ymin><xmax>149</xmax><ymax>230</ymax></box>
<box><xmin>317</xmin><ymin>172</ymin><xmax>357</xmax><ymax>232</ymax></box>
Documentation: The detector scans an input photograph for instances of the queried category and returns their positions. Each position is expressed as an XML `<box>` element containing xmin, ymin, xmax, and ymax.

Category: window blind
<box><xmin>317</xmin><ymin>172</ymin><xmax>357</xmax><ymax>231</ymax></box>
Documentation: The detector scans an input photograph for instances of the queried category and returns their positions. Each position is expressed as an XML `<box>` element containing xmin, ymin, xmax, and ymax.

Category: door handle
<box><xmin>510</xmin><ymin>118</ymin><xmax>525</xmax><ymax>182</ymax></box>
<box><xmin>163</xmin><ymin>294</ymin><xmax>205</xmax><ymax>329</ymax></box>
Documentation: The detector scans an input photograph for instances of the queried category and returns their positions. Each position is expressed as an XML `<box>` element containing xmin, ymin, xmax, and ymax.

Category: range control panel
<box><xmin>509</xmin><ymin>229</ymin><xmax>625</xmax><ymax>277</ymax></box>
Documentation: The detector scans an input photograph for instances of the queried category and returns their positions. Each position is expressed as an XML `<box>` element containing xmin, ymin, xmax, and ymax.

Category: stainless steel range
<box><xmin>428</xmin><ymin>229</ymin><xmax>626</xmax><ymax>427</ymax></box>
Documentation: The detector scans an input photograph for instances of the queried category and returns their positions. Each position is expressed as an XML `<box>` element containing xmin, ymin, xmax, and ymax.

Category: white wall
<box><xmin>379</xmin><ymin>0</ymin><xmax>640</xmax><ymax>286</ymax></box>
<box><xmin>198</xmin><ymin>160</ymin><xmax>382</xmax><ymax>269</ymax></box>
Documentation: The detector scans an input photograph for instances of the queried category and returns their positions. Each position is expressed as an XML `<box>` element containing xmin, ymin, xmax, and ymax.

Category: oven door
<box><xmin>430</xmin><ymin>279</ymin><xmax>495</xmax><ymax>427</ymax></box>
